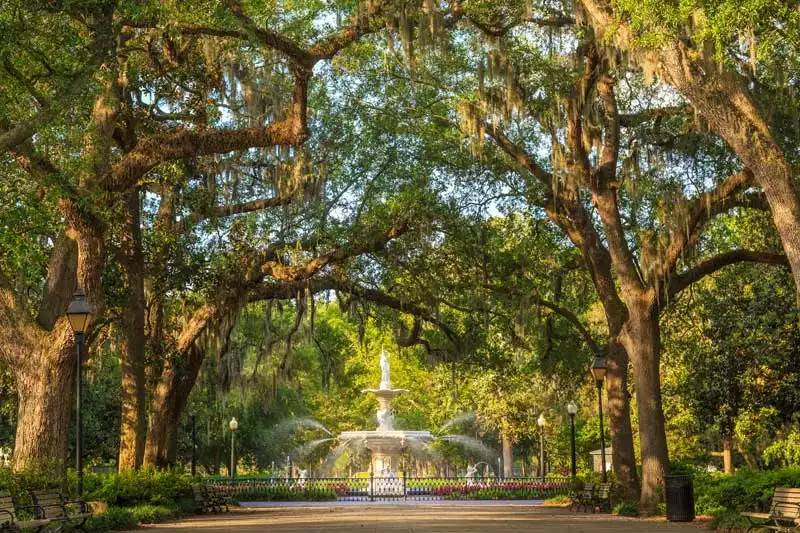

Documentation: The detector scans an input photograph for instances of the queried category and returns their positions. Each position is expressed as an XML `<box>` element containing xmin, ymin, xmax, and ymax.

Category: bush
<box><xmin>612</xmin><ymin>502</ymin><xmax>639</xmax><ymax>517</ymax></box>
<box><xmin>86</xmin><ymin>468</ymin><xmax>193</xmax><ymax>507</ymax></box>
<box><xmin>693</xmin><ymin>467</ymin><xmax>800</xmax><ymax>529</ymax></box>
<box><xmin>85</xmin><ymin>507</ymin><xmax>139</xmax><ymax>532</ymax></box>
<box><xmin>130</xmin><ymin>504</ymin><xmax>180</xmax><ymax>524</ymax></box>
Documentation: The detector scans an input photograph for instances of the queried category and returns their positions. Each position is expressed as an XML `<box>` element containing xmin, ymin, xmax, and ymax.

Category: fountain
<box><xmin>280</xmin><ymin>350</ymin><xmax>495</xmax><ymax>481</ymax></box>
<box><xmin>337</xmin><ymin>350</ymin><xmax>434</xmax><ymax>476</ymax></box>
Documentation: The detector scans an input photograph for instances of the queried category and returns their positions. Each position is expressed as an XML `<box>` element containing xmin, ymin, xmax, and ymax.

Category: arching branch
<box><xmin>667</xmin><ymin>250</ymin><xmax>789</xmax><ymax>299</ymax></box>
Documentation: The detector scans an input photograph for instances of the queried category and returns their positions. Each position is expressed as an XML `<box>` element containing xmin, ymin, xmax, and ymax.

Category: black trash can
<box><xmin>665</xmin><ymin>475</ymin><xmax>695</xmax><ymax>522</ymax></box>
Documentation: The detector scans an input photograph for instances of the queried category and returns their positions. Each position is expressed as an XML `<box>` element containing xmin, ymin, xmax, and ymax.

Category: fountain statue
<box><xmin>380</xmin><ymin>351</ymin><xmax>391</xmax><ymax>390</ymax></box>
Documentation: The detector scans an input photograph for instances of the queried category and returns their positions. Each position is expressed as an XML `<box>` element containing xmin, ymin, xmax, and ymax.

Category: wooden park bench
<box><xmin>30</xmin><ymin>489</ymin><xmax>92</xmax><ymax>530</ymax></box>
<box><xmin>0</xmin><ymin>491</ymin><xmax>50</xmax><ymax>532</ymax></box>
<box><xmin>569</xmin><ymin>483</ymin><xmax>594</xmax><ymax>513</ymax></box>
<box><xmin>591</xmin><ymin>482</ymin><xmax>612</xmax><ymax>513</ymax></box>
<box><xmin>741</xmin><ymin>487</ymin><xmax>800</xmax><ymax>532</ymax></box>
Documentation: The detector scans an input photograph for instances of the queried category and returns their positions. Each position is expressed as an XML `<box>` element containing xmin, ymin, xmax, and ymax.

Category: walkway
<box><xmin>134</xmin><ymin>505</ymin><xmax>707</xmax><ymax>532</ymax></box>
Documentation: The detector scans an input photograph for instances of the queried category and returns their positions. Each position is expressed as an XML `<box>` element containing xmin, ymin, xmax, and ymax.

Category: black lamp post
<box><xmin>66</xmin><ymin>289</ymin><xmax>91</xmax><ymax>500</ymax></box>
<box><xmin>590</xmin><ymin>355</ymin><xmax>608</xmax><ymax>482</ymax></box>
<box><xmin>229</xmin><ymin>417</ymin><xmax>238</xmax><ymax>480</ymax></box>
<box><xmin>537</xmin><ymin>413</ymin><xmax>546</xmax><ymax>478</ymax></box>
<box><xmin>567</xmin><ymin>401</ymin><xmax>578</xmax><ymax>478</ymax></box>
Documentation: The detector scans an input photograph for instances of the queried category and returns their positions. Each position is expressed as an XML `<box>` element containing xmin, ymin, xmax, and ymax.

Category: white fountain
<box><xmin>337</xmin><ymin>350</ymin><xmax>434</xmax><ymax>476</ymax></box>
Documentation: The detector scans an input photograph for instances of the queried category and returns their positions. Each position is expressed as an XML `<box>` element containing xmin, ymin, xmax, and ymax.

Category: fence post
<box><xmin>370</xmin><ymin>470</ymin><xmax>374</xmax><ymax>502</ymax></box>
<box><xmin>403</xmin><ymin>471</ymin><xmax>407</xmax><ymax>500</ymax></box>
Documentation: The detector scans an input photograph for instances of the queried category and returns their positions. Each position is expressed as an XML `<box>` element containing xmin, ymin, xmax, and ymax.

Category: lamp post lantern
<box><xmin>66</xmin><ymin>289</ymin><xmax>91</xmax><ymax>500</ymax></box>
<box><xmin>537</xmin><ymin>413</ymin><xmax>546</xmax><ymax>478</ymax></box>
<box><xmin>229</xmin><ymin>417</ymin><xmax>238</xmax><ymax>480</ymax></box>
<box><xmin>567</xmin><ymin>401</ymin><xmax>578</xmax><ymax>478</ymax></box>
<box><xmin>590</xmin><ymin>355</ymin><xmax>608</xmax><ymax>482</ymax></box>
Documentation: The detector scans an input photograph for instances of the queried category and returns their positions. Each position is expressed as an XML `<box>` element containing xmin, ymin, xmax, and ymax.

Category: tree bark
<box><xmin>118</xmin><ymin>189</ymin><xmax>147</xmax><ymax>471</ymax></box>
<box><xmin>501</xmin><ymin>431</ymin><xmax>513</xmax><ymax>477</ymax></box>
<box><xmin>606</xmin><ymin>336</ymin><xmax>640</xmax><ymax>498</ymax></box>
<box><xmin>619</xmin><ymin>294</ymin><xmax>669</xmax><ymax>513</ymax></box>
<box><xmin>143</xmin><ymin>346</ymin><xmax>205</xmax><ymax>467</ymax></box>
<box><xmin>12</xmin><ymin>322</ymin><xmax>77</xmax><ymax>470</ymax></box>
<box><xmin>723</xmin><ymin>436</ymin><xmax>733</xmax><ymax>474</ymax></box>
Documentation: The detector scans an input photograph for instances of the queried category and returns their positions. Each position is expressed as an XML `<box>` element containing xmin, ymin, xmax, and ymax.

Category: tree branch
<box><xmin>485</xmin><ymin>283</ymin><xmax>600</xmax><ymax>353</ymax></box>
<box><xmin>248</xmin><ymin>277</ymin><xmax>461</xmax><ymax>348</ymax></box>
<box><xmin>485</xmin><ymin>125</ymin><xmax>552</xmax><ymax>186</ymax></box>
<box><xmin>175</xmin><ymin>193</ymin><xmax>297</xmax><ymax>234</ymax></box>
<box><xmin>660</xmin><ymin>169</ymin><xmax>756</xmax><ymax>278</ymax></box>
<box><xmin>668</xmin><ymin>249</ymin><xmax>788</xmax><ymax>299</ymax></box>
<box><xmin>225</xmin><ymin>0</ymin><xmax>314</xmax><ymax>65</ymax></box>
<box><xmin>619</xmin><ymin>105</ymin><xmax>691</xmax><ymax>128</ymax></box>
<box><xmin>106</xmin><ymin>116</ymin><xmax>304</xmax><ymax>191</ymax></box>
<box><xmin>257</xmin><ymin>221</ymin><xmax>408</xmax><ymax>281</ymax></box>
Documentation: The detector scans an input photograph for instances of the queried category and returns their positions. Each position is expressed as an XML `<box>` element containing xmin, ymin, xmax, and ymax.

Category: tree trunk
<box><xmin>118</xmin><ymin>189</ymin><xmax>147</xmax><ymax>471</ymax></box>
<box><xmin>502</xmin><ymin>431</ymin><xmax>513</xmax><ymax>478</ymax></box>
<box><xmin>13</xmin><ymin>322</ymin><xmax>77</xmax><ymax>471</ymax></box>
<box><xmin>619</xmin><ymin>294</ymin><xmax>669</xmax><ymax>513</ymax></box>
<box><xmin>555</xmin><ymin>200</ymin><xmax>641</xmax><ymax>496</ymax></box>
<box><xmin>723</xmin><ymin>436</ymin><xmax>733</xmax><ymax>474</ymax></box>
<box><xmin>143</xmin><ymin>346</ymin><xmax>205</xmax><ymax>467</ymax></box>
<box><xmin>606</xmin><ymin>336</ymin><xmax>640</xmax><ymax>499</ymax></box>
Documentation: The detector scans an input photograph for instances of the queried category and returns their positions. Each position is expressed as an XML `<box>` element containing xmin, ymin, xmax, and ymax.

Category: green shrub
<box><xmin>86</xmin><ymin>468</ymin><xmax>192</xmax><ymax>507</ymax></box>
<box><xmin>544</xmin><ymin>494</ymin><xmax>570</xmax><ymax>505</ymax></box>
<box><xmin>612</xmin><ymin>502</ymin><xmax>639</xmax><ymax>517</ymax></box>
<box><xmin>130</xmin><ymin>504</ymin><xmax>179</xmax><ymax>524</ymax></box>
<box><xmin>84</xmin><ymin>507</ymin><xmax>139</xmax><ymax>532</ymax></box>
<box><xmin>692</xmin><ymin>467</ymin><xmax>800</xmax><ymax>528</ymax></box>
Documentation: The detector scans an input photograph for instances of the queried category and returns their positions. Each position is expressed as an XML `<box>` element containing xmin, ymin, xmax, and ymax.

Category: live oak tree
<box><xmin>0</xmin><ymin>0</ymin><xmax>400</xmax><ymax>470</ymax></box>
<box><xmin>579</xmin><ymin>0</ymin><xmax>800</xmax><ymax>307</ymax></box>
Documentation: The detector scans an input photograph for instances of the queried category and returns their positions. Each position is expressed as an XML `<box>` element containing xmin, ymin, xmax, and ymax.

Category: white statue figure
<box><xmin>380</xmin><ymin>350</ymin><xmax>391</xmax><ymax>389</ymax></box>
<box><xmin>298</xmin><ymin>468</ymin><xmax>308</xmax><ymax>488</ymax></box>
<box><xmin>465</xmin><ymin>464</ymin><xmax>477</xmax><ymax>486</ymax></box>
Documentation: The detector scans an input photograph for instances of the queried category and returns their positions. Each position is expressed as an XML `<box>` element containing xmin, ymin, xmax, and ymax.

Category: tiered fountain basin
<box><xmin>337</xmin><ymin>430</ymin><xmax>434</xmax><ymax>473</ymax></box>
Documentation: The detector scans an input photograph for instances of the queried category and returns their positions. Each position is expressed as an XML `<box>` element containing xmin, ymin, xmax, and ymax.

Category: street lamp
<box><xmin>590</xmin><ymin>355</ymin><xmax>608</xmax><ymax>482</ymax></box>
<box><xmin>537</xmin><ymin>413</ymin><xmax>546</xmax><ymax>478</ymax></box>
<box><xmin>66</xmin><ymin>289</ymin><xmax>91</xmax><ymax>500</ymax></box>
<box><xmin>567</xmin><ymin>401</ymin><xmax>578</xmax><ymax>478</ymax></box>
<box><xmin>229</xmin><ymin>417</ymin><xmax>239</xmax><ymax>480</ymax></box>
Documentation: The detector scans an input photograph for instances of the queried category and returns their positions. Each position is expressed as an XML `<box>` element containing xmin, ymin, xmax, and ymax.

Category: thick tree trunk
<box><xmin>13</xmin><ymin>322</ymin><xmax>76</xmax><ymax>471</ymax></box>
<box><xmin>143</xmin><ymin>346</ymin><xmax>205</xmax><ymax>467</ymax></box>
<box><xmin>501</xmin><ymin>431</ymin><xmax>513</xmax><ymax>477</ymax></box>
<box><xmin>619</xmin><ymin>295</ymin><xmax>669</xmax><ymax>513</ymax></box>
<box><xmin>118</xmin><ymin>189</ymin><xmax>147</xmax><ymax>471</ymax></box>
<box><xmin>606</xmin><ymin>336</ymin><xmax>640</xmax><ymax>498</ymax></box>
